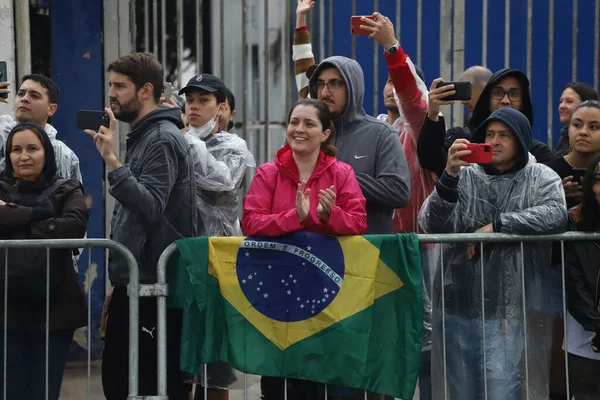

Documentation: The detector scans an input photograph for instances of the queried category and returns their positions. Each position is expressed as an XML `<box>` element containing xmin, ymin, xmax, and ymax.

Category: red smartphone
<box><xmin>461</xmin><ymin>143</ymin><xmax>493</xmax><ymax>164</ymax></box>
<box><xmin>351</xmin><ymin>16</ymin><xmax>375</xmax><ymax>35</ymax></box>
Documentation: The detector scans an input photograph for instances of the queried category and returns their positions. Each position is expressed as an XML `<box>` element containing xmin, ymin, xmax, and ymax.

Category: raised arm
<box><xmin>293</xmin><ymin>0</ymin><xmax>317</xmax><ymax>99</ymax></box>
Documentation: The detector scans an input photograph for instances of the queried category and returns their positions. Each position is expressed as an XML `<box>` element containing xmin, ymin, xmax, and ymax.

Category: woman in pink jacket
<box><xmin>242</xmin><ymin>98</ymin><xmax>367</xmax><ymax>238</ymax></box>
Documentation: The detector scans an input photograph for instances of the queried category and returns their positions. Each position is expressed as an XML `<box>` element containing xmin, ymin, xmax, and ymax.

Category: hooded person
<box><xmin>417</xmin><ymin>68</ymin><xmax>555</xmax><ymax>177</ymax></box>
<box><xmin>419</xmin><ymin>108</ymin><xmax>567</xmax><ymax>400</ymax></box>
<box><xmin>307</xmin><ymin>56</ymin><xmax>411</xmax><ymax>234</ymax></box>
<box><xmin>0</xmin><ymin>122</ymin><xmax>88</xmax><ymax>399</ymax></box>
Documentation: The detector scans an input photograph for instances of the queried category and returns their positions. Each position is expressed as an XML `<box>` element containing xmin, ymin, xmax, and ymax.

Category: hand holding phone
<box><xmin>77</xmin><ymin>110</ymin><xmax>110</xmax><ymax>131</ymax></box>
<box><xmin>460</xmin><ymin>143</ymin><xmax>493</xmax><ymax>164</ymax></box>
<box><xmin>161</xmin><ymin>82</ymin><xmax>172</xmax><ymax>102</ymax></box>
<box><xmin>351</xmin><ymin>16</ymin><xmax>375</xmax><ymax>35</ymax></box>
<box><xmin>436</xmin><ymin>81</ymin><xmax>472</xmax><ymax>101</ymax></box>
<box><xmin>571</xmin><ymin>168</ymin><xmax>587</xmax><ymax>184</ymax></box>
<box><xmin>0</xmin><ymin>61</ymin><xmax>8</xmax><ymax>100</ymax></box>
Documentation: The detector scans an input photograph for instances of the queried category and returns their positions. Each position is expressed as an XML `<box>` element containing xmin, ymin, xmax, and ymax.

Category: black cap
<box><xmin>178</xmin><ymin>74</ymin><xmax>227</xmax><ymax>96</ymax></box>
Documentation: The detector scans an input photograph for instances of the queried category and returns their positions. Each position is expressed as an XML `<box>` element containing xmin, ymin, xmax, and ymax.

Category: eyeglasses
<box><xmin>490</xmin><ymin>87</ymin><xmax>522</xmax><ymax>102</ymax></box>
<box><xmin>315</xmin><ymin>79</ymin><xmax>345</xmax><ymax>92</ymax></box>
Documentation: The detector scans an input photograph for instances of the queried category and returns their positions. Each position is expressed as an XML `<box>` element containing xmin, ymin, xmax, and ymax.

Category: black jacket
<box><xmin>0</xmin><ymin>123</ymin><xmax>88</xmax><ymax>332</ymax></box>
<box><xmin>417</xmin><ymin>68</ymin><xmax>554</xmax><ymax>177</ymax></box>
<box><xmin>565</xmin><ymin>206</ymin><xmax>600</xmax><ymax>333</ymax></box>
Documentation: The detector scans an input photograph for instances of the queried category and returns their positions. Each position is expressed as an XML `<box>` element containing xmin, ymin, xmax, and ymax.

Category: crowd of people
<box><xmin>0</xmin><ymin>0</ymin><xmax>599</xmax><ymax>399</ymax></box>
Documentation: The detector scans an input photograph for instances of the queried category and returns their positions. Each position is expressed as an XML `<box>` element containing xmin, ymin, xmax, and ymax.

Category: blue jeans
<box><xmin>0</xmin><ymin>330</ymin><xmax>74</xmax><ymax>400</ymax></box>
<box><xmin>444</xmin><ymin>314</ymin><xmax>523</xmax><ymax>400</ymax></box>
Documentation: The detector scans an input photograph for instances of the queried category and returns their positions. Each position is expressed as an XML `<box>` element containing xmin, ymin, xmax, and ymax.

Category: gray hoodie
<box><xmin>309</xmin><ymin>56</ymin><xmax>410</xmax><ymax>234</ymax></box>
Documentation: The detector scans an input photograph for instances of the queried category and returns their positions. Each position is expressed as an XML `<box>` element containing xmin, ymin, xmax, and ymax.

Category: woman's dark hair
<box><xmin>287</xmin><ymin>99</ymin><xmax>337</xmax><ymax>157</ymax></box>
<box><xmin>563</xmin><ymin>82</ymin><xmax>599</xmax><ymax>103</ymax></box>
<box><xmin>578</xmin><ymin>153</ymin><xmax>600</xmax><ymax>231</ymax></box>
<box><xmin>571</xmin><ymin>99</ymin><xmax>600</xmax><ymax>116</ymax></box>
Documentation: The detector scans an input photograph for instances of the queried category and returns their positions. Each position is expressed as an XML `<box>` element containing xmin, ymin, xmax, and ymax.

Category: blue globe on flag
<box><xmin>236</xmin><ymin>231</ymin><xmax>345</xmax><ymax>323</ymax></box>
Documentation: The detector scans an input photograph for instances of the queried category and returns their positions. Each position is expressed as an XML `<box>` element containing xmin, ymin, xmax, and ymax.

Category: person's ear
<box><xmin>47</xmin><ymin>103</ymin><xmax>58</xmax><ymax>118</ymax></box>
<box><xmin>322</xmin><ymin>128</ymin><xmax>331</xmax><ymax>142</ymax></box>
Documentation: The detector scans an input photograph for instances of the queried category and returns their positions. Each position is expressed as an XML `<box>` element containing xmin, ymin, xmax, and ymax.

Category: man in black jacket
<box><xmin>85</xmin><ymin>52</ymin><xmax>196</xmax><ymax>400</ymax></box>
<box><xmin>417</xmin><ymin>68</ymin><xmax>554</xmax><ymax>177</ymax></box>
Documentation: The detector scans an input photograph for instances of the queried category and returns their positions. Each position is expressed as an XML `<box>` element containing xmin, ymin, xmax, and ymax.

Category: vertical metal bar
<box><xmin>244</xmin><ymin>372</ymin><xmax>248</xmax><ymax>400</ymax></box>
<box><xmin>87</xmin><ymin>250</ymin><xmax>92</xmax><ymax>399</ymax></box>
<box><xmin>373</xmin><ymin>0</ymin><xmax>379</xmax><ymax>116</ymax></box>
<box><xmin>364</xmin><ymin>389</ymin><xmax>367</xmax><ymax>399</ymax></box>
<box><xmin>328</xmin><ymin>0</ymin><xmax>334</xmax><ymax>57</ymax></box>
<box><xmin>153</xmin><ymin>0</ymin><xmax>159</xmax><ymax>57</ymax></box>
<box><xmin>157</xmin><ymin>252</ymin><xmax>169</xmax><ymax>396</ymax></box>
<box><xmin>526</xmin><ymin>0</ymin><xmax>533</xmax><ymax>80</ymax></box>
<box><xmin>480</xmin><ymin>242</ymin><xmax>488</xmax><ymax>400</ymax></box>
<box><xmin>416</xmin><ymin>0</ymin><xmax>422</xmax><ymax>67</ymax></box>
<box><xmin>196</xmin><ymin>0</ymin><xmax>203</xmax><ymax>73</ymax></box>
<box><xmin>161</xmin><ymin>0</ymin><xmax>167</xmax><ymax>65</ymax></box>
<box><xmin>548</xmin><ymin>0</ymin><xmax>555</xmax><ymax>148</ymax></box>
<box><xmin>128</xmin><ymin>261</ymin><xmax>140</xmax><ymax>397</ymax></box>
<box><xmin>440</xmin><ymin>246</ymin><xmax>448</xmax><ymax>399</ymax></box>
<box><xmin>395</xmin><ymin>0</ymin><xmax>401</xmax><ymax>41</ymax></box>
<box><xmin>3</xmin><ymin>250</ymin><xmax>7</xmax><ymax>399</ymax></box>
<box><xmin>242</xmin><ymin>0</ymin><xmax>248</xmax><ymax>138</ymax></box>
<box><xmin>572</xmin><ymin>0</ymin><xmax>578</xmax><ymax>81</ymax></box>
<box><xmin>284</xmin><ymin>0</ymin><xmax>292</xmax><ymax>115</ymax></box>
<box><xmin>284</xmin><ymin>378</ymin><xmax>288</xmax><ymax>400</ymax></box>
<box><xmin>452</xmin><ymin>0</ymin><xmax>465</xmax><ymax>127</ymax></box>
<box><xmin>176</xmin><ymin>0</ymin><xmax>183</xmax><ymax>87</ymax></box>
<box><xmin>144</xmin><ymin>0</ymin><xmax>150</xmax><ymax>52</ymax></box>
<box><xmin>203</xmin><ymin>363</ymin><xmax>208</xmax><ymax>397</ymax></box>
<box><xmin>351</xmin><ymin>0</ymin><xmax>357</xmax><ymax>60</ymax></box>
<box><xmin>318</xmin><ymin>0</ymin><xmax>325</xmax><ymax>61</ymax></box>
<box><xmin>482</xmin><ymin>0</ymin><xmax>488</xmax><ymax>66</ymax></box>
<box><xmin>595</xmin><ymin>0</ymin><xmax>600</xmax><ymax>90</ymax></box>
<box><xmin>439</xmin><ymin>0</ymin><xmax>452</xmax><ymax>123</ymax></box>
<box><xmin>45</xmin><ymin>248</ymin><xmax>50</xmax><ymax>400</ymax></box>
<box><xmin>504</xmin><ymin>0</ymin><xmax>510</xmax><ymax>68</ymax></box>
<box><xmin>560</xmin><ymin>241</ymin><xmax>570</xmax><ymax>398</ymax></box>
<box><xmin>264</xmin><ymin>0</ymin><xmax>270</xmax><ymax>159</ymax></box>
<box><xmin>520</xmin><ymin>241</ymin><xmax>530</xmax><ymax>399</ymax></box>
<box><xmin>14</xmin><ymin>0</ymin><xmax>31</xmax><ymax>81</ymax></box>
<box><xmin>220</xmin><ymin>0</ymin><xmax>226</xmax><ymax>78</ymax></box>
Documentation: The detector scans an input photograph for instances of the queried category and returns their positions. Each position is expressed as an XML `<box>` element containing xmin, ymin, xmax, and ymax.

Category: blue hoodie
<box><xmin>309</xmin><ymin>56</ymin><xmax>411</xmax><ymax>234</ymax></box>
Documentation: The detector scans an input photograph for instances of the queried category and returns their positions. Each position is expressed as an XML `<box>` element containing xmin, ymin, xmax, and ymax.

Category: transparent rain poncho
<box><xmin>186</xmin><ymin>129</ymin><xmax>255</xmax><ymax>237</ymax></box>
<box><xmin>418</xmin><ymin>155</ymin><xmax>567</xmax><ymax>400</ymax></box>
<box><xmin>0</xmin><ymin>115</ymin><xmax>82</xmax><ymax>182</ymax></box>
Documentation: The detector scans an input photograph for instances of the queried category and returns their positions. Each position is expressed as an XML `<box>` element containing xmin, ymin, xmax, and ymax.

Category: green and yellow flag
<box><xmin>169</xmin><ymin>232</ymin><xmax>423</xmax><ymax>399</ymax></box>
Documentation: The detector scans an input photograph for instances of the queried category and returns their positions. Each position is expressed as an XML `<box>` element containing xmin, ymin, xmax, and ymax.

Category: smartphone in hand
<box><xmin>350</xmin><ymin>16</ymin><xmax>375</xmax><ymax>35</ymax></box>
<box><xmin>461</xmin><ymin>143</ymin><xmax>493</xmax><ymax>164</ymax></box>
<box><xmin>436</xmin><ymin>81</ymin><xmax>472</xmax><ymax>101</ymax></box>
<box><xmin>76</xmin><ymin>110</ymin><xmax>109</xmax><ymax>131</ymax></box>
<box><xmin>162</xmin><ymin>82</ymin><xmax>173</xmax><ymax>100</ymax></box>
<box><xmin>0</xmin><ymin>62</ymin><xmax>8</xmax><ymax>99</ymax></box>
<box><xmin>571</xmin><ymin>168</ymin><xmax>587</xmax><ymax>184</ymax></box>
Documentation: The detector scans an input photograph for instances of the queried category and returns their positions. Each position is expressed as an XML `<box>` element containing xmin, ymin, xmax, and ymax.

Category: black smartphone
<box><xmin>436</xmin><ymin>81</ymin><xmax>472</xmax><ymax>101</ymax></box>
<box><xmin>572</xmin><ymin>168</ymin><xmax>587</xmax><ymax>184</ymax></box>
<box><xmin>76</xmin><ymin>110</ymin><xmax>109</xmax><ymax>131</ymax></box>
<box><xmin>0</xmin><ymin>61</ymin><xmax>7</xmax><ymax>99</ymax></box>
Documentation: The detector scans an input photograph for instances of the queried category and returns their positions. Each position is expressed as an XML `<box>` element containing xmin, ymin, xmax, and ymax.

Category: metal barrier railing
<box><xmin>158</xmin><ymin>232</ymin><xmax>600</xmax><ymax>400</ymax></box>
<box><xmin>0</xmin><ymin>239</ymin><xmax>157</xmax><ymax>400</ymax></box>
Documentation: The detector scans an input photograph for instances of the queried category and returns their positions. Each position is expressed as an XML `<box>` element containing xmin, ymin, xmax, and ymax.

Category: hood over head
<box><xmin>3</xmin><ymin>121</ymin><xmax>57</xmax><ymax>184</ymax></box>
<box><xmin>308</xmin><ymin>56</ymin><xmax>367</xmax><ymax>129</ymax></box>
<box><xmin>470</xmin><ymin>68</ymin><xmax>533</xmax><ymax>130</ymax></box>
<box><xmin>471</xmin><ymin>107</ymin><xmax>532</xmax><ymax>172</ymax></box>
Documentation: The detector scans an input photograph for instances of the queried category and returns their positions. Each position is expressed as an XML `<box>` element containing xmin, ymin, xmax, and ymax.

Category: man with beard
<box><xmin>85</xmin><ymin>52</ymin><xmax>196</xmax><ymax>400</ymax></box>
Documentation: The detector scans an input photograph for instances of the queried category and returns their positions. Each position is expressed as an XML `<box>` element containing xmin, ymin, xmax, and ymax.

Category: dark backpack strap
<box><xmin>40</xmin><ymin>179</ymin><xmax>68</xmax><ymax>198</ymax></box>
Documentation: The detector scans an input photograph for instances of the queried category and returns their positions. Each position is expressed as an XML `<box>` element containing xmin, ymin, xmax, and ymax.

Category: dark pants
<box><xmin>0</xmin><ymin>329</ymin><xmax>74</xmax><ymax>400</ymax></box>
<box><xmin>102</xmin><ymin>286</ymin><xmax>190</xmax><ymax>399</ymax></box>
<box><xmin>568</xmin><ymin>353</ymin><xmax>600</xmax><ymax>400</ymax></box>
<box><xmin>260</xmin><ymin>376</ymin><xmax>325</xmax><ymax>400</ymax></box>
<box><xmin>418</xmin><ymin>350</ymin><xmax>431</xmax><ymax>400</ymax></box>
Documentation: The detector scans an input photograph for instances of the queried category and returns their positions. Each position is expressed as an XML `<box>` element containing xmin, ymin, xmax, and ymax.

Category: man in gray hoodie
<box><xmin>307</xmin><ymin>57</ymin><xmax>411</xmax><ymax>234</ymax></box>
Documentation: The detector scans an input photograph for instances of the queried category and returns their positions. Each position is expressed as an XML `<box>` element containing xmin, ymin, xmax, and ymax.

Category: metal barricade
<box><xmin>0</xmin><ymin>238</ymin><xmax>155</xmax><ymax>400</ymax></box>
<box><xmin>158</xmin><ymin>232</ymin><xmax>600</xmax><ymax>400</ymax></box>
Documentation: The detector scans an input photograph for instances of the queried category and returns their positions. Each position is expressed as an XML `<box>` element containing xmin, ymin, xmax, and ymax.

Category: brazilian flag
<box><xmin>168</xmin><ymin>231</ymin><xmax>423</xmax><ymax>399</ymax></box>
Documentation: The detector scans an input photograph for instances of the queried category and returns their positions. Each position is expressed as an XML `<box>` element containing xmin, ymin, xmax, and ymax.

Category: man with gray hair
<box><xmin>461</xmin><ymin>65</ymin><xmax>493</xmax><ymax>119</ymax></box>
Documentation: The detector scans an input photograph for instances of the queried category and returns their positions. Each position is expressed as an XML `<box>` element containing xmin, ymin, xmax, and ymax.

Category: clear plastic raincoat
<box><xmin>419</xmin><ymin>108</ymin><xmax>568</xmax><ymax>400</ymax></box>
<box><xmin>186</xmin><ymin>129</ymin><xmax>255</xmax><ymax>237</ymax></box>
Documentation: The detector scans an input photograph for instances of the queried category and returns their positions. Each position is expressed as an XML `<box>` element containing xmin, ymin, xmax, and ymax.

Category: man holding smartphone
<box><xmin>86</xmin><ymin>52</ymin><xmax>196</xmax><ymax>400</ymax></box>
<box><xmin>0</xmin><ymin>75</ymin><xmax>82</xmax><ymax>182</ymax></box>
